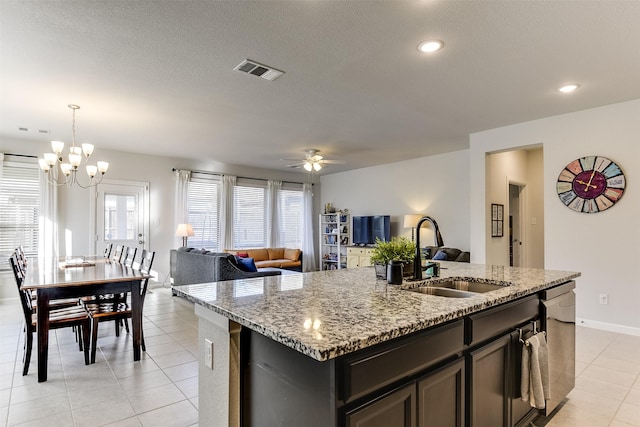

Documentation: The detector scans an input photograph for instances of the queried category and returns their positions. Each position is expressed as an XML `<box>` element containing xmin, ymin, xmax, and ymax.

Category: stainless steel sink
<box><xmin>408</xmin><ymin>286</ymin><xmax>477</xmax><ymax>298</ymax></box>
<box><xmin>406</xmin><ymin>280</ymin><xmax>506</xmax><ymax>298</ymax></box>
<box><xmin>430</xmin><ymin>280</ymin><xmax>505</xmax><ymax>293</ymax></box>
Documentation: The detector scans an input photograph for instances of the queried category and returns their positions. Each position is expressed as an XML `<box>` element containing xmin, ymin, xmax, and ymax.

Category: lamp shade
<box><xmin>403</xmin><ymin>214</ymin><xmax>422</xmax><ymax>229</ymax></box>
<box><xmin>175</xmin><ymin>223</ymin><xmax>194</xmax><ymax>237</ymax></box>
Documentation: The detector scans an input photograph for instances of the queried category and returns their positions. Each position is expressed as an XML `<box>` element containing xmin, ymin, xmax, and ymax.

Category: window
<box><xmin>279</xmin><ymin>188</ymin><xmax>303</xmax><ymax>248</ymax></box>
<box><xmin>0</xmin><ymin>160</ymin><xmax>40</xmax><ymax>258</ymax></box>
<box><xmin>104</xmin><ymin>194</ymin><xmax>137</xmax><ymax>240</ymax></box>
<box><xmin>233</xmin><ymin>182</ymin><xmax>267</xmax><ymax>249</ymax></box>
<box><xmin>187</xmin><ymin>175</ymin><xmax>220</xmax><ymax>250</ymax></box>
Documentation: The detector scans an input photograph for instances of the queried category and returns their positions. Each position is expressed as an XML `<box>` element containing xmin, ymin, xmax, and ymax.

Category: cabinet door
<box><xmin>360</xmin><ymin>255</ymin><xmax>372</xmax><ymax>267</ymax></box>
<box><xmin>417</xmin><ymin>357</ymin><xmax>465</xmax><ymax>427</ymax></box>
<box><xmin>345</xmin><ymin>384</ymin><xmax>416</xmax><ymax>427</ymax></box>
<box><xmin>468</xmin><ymin>334</ymin><xmax>511</xmax><ymax>427</ymax></box>
<box><xmin>347</xmin><ymin>256</ymin><xmax>360</xmax><ymax>268</ymax></box>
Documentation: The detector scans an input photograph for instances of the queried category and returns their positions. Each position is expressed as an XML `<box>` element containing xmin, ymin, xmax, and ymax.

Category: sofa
<box><xmin>170</xmin><ymin>248</ymin><xmax>282</xmax><ymax>287</ymax></box>
<box><xmin>422</xmin><ymin>246</ymin><xmax>471</xmax><ymax>263</ymax></box>
<box><xmin>224</xmin><ymin>248</ymin><xmax>303</xmax><ymax>272</ymax></box>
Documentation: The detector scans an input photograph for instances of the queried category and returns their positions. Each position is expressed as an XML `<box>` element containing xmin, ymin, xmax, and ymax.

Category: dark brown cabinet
<box><xmin>418</xmin><ymin>357</ymin><xmax>465</xmax><ymax>427</ymax></box>
<box><xmin>345</xmin><ymin>384</ymin><xmax>416</xmax><ymax>427</ymax></box>
<box><xmin>468</xmin><ymin>333</ymin><xmax>511</xmax><ymax>427</ymax></box>
<box><xmin>238</xmin><ymin>290</ymin><xmax>569</xmax><ymax>427</ymax></box>
<box><xmin>467</xmin><ymin>316</ymin><xmax>539</xmax><ymax>427</ymax></box>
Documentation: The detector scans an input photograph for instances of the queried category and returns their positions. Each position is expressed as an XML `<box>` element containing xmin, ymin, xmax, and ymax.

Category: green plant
<box><xmin>369</xmin><ymin>237</ymin><xmax>416</xmax><ymax>265</ymax></box>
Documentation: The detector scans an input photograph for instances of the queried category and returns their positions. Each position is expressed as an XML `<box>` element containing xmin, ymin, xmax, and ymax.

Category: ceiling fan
<box><xmin>282</xmin><ymin>149</ymin><xmax>346</xmax><ymax>171</ymax></box>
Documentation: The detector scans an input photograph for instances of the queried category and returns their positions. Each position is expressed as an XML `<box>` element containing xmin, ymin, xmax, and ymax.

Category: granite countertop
<box><xmin>172</xmin><ymin>262</ymin><xmax>580</xmax><ymax>361</ymax></box>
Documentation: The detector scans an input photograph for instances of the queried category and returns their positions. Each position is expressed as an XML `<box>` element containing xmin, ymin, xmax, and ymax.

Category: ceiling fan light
<box><xmin>313</xmin><ymin>162</ymin><xmax>322</xmax><ymax>171</ymax></box>
<box><xmin>304</xmin><ymin>162</ymin><xmax>312</xmax><ymax>171</ymax></box>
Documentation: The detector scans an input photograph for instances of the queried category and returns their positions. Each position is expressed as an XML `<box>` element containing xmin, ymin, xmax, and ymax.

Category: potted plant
<box><xmin>369</xmin><ymin>237</ymin><xmax>416</xmax><ymax>279</ymax></box>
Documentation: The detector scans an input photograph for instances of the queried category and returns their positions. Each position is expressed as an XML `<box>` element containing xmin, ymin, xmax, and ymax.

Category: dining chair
<box><xmin>9</xmin><ymin>255</ymin><xmax>91</xmax><ymax>375</ymax></box>
<box><xmin>84</xmin><ymin>250</ymin><xmax>155</xmax><ymax>363</ymax></box>
<box><xmin>111</xmin><ymin>245</ymin><xmax>124</xmax><ymax>263</ymax></box>
<box><xmin>103</xmin><ymin>243</ymin><xmax>113</xmax><ymax>258</ymax></box>
<box><xmin>122</xmin><ymin>246</ymin><xmax>137</xmax><ymax>267</ymax></box>
<box><xmin>11</xmin><ymin>250</ymin><xmax>79</xmax><ymax>312</ymax></box>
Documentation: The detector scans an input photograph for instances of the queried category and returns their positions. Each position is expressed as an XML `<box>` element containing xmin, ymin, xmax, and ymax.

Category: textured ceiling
<box><xmin>1</xmin><ymin>1</ymin><xmax>639</xmax><ymax>175</ymax></box>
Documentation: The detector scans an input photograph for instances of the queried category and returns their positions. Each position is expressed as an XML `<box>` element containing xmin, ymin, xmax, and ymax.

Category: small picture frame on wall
<box><xmin>491</xmin><ymin>203</ymin><xmax>504</xmax><ymax>237</ymax></box>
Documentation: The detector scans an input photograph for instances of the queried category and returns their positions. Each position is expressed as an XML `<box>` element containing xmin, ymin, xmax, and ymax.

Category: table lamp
<box><xmin>175</xmin><ymin>223</ymin><xmax>194</xmax><ymax>247</ymax></box>
<box><xmin>403</xmin><ymin>214</ymin><xmax>423</xmax><ymax>242</ymax></box>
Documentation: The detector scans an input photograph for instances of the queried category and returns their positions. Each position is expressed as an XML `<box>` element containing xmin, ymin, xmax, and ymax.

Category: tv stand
<box><xmin>346</xmin><ymin>246</ymin><xmax>374</xmax><ymax>268</ymax></box>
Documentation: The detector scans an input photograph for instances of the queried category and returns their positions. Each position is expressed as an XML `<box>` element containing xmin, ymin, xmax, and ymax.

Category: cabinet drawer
<box><xmin>348</xmin><ymin>247</ymin><xmax>365</xmax><ymax>256</ymax></box>
<box><xmin>465</xmin><ymin>295</ymin><xmax>539</xmax><ymax>347</ymax></box>
<box><xmin>338</xmin><ymin>319</ymin><xmax>464</xmax><ymax>404</ymax></box>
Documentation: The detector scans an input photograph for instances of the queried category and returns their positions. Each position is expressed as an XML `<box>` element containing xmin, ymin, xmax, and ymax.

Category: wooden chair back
<box><xmin>122</xmin><ymin>247</ymin><xmax>137</xmax><ymax>267</ymax></box>
<box><xmin>111</xmin><ymin>245</ymin><xmax>124</xmax><ymax>262</ymax></box>
<box><xmin>103</xmin><ymin>243</ymin><xmax>113</xmax><ymax>258</ymax></box>
<box><xmin>9</xmin><ymin>255</ymin><xmax>34</xmax><ymax>330</ymax></box>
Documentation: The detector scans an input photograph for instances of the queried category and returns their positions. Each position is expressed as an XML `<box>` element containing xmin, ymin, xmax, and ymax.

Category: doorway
<box><xmin>92</xmin><ymin>180</ymin><xmax>149</xmax><ymax>257</ymax></box>
<box><xmin>509</xmin><ymin>183</ymin><xmax>525</xmax><ymax>267</ymax></box>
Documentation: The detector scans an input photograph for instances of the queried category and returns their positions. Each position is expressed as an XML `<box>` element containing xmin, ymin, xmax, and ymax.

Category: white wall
<box><xmin>470</xmin><ymin>99</ymin><xmax>640</xmax><ymax>333</ymax></box>
<box><xmin>0</xmin><ymin>137</ymin><xmax>314</xmax><ymax>298</ymax></box>
<box><xmin>320</xmin><ymin>150</ymin><xmax>470</xmax><ymax>251</ymax></box>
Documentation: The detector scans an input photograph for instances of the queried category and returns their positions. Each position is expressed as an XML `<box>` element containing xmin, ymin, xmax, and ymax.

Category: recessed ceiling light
<box><xmin>558</xmin><ymin>84</ymin><xmax>580</xmax><ymax>93</ymax></box>
<box><xmin>417</xmin><ymin>40</ymin><xmax>444</xmax><ymax>53</ymax></box>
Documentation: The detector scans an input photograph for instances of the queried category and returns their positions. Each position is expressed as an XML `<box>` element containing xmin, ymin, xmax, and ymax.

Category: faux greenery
<box><xmin>369</xmin><ymin>237</ymin><xmax>416</xmax><ymax>265</ymax></box>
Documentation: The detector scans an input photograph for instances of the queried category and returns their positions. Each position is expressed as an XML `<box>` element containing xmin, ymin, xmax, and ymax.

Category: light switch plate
<box><xmin>205</xmin><ymin>338</ymin><xmax>214</xmax><ymax>369</ymax></box>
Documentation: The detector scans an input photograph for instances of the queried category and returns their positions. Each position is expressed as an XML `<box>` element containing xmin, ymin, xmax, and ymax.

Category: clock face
<box><xmin>557</xmin><ymin>156</ymin><xmax>625</xmax><ymax>213</ymax></box>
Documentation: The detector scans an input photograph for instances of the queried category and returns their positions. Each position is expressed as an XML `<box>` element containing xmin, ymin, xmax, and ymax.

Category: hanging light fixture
<box><xmin>38</xmin><ymin>104</ymin><xmax>109</xmax><ymax>188</ymax></box>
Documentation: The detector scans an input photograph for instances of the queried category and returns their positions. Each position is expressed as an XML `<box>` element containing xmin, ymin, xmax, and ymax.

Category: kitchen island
<box><xmin>173</xmin><ymin>262</ymin><xmax>580</xmax><ymax>427</ymax></box>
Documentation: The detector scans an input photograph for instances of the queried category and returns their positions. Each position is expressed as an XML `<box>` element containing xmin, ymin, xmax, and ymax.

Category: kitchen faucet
<box><xmin>413</xmin><ymin>216</ymin><xmax>444</xmax><ymax>280</ymax></box>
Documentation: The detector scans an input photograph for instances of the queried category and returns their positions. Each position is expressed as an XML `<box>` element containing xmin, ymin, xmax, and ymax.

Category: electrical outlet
<box><xmin>205</xmin><ymin>339</ymin><xmax>214</xmax><ymax>369</ymax></box>
<box><xmin>599</xmin><ymin>294</ymin><xmax>608</xmax><ymax>305</ymax></box>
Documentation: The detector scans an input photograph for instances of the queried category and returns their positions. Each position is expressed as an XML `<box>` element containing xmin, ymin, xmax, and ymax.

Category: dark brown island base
<box><xmin>173</xmin><ymin>262</ymin><xmax>579</xmax><ymax>427</ymax></box>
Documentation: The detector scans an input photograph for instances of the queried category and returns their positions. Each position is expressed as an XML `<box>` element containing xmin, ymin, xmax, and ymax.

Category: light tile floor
<box><xmin>2</xmin><ymin>288</ymin><xmax>639</xmax><ymax>427</ymax></box>
<box><xmin>1</xmin><ymin>287</ymin><xmax>199</xmax><ymax>427</ymax></box>
<box><xmin>540</xmin><ymin>326</ymin><xmax>640</xmax><ymax>427</ymax></box>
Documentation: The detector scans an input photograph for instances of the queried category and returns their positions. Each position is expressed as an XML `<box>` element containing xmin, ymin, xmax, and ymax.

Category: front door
<box><xmin>94</xmin><ymin>180</ymin><xmax>149</xmax><ymax>259</ymax></box>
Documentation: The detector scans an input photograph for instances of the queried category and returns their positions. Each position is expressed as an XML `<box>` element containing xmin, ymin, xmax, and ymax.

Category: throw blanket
<box><xmin>521</xmin><ymin>332</ymin><xmax>550</xmax><ymax>409</ymax></box>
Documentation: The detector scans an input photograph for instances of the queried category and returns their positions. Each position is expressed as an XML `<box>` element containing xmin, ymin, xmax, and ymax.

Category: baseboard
<box><xmin>577</xmin><ymin>317</ymin><xmax>640</xmax><ymax>336</ymax></box>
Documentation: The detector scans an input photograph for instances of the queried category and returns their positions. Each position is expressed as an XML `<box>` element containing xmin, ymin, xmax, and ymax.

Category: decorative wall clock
<box><xmin>557</xmin><ymin>156</ymin><xmax>626</xmax><ymax>213</ymax></box>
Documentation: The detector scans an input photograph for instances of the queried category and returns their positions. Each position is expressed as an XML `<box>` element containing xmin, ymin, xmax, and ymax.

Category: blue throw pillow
<box><xmin>236</xmin><ymin>257</ymin><xmax>258</xmax><ymax>272</ymax></box>
<box><xmin>432</xmin><ymin>250</ymin><xmax>447</xmax><ymax>261</ymax></box>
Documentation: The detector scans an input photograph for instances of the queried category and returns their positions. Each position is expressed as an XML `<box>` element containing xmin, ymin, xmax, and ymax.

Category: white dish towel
<box><xmin>521</xmin><ymin>332</ymin><xmax>550</xmax><ymax>409</ymax></box>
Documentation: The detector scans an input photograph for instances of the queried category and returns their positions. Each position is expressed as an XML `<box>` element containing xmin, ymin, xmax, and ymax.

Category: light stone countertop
<box><xmin>172</xmin><ymin>262</ymin><xmax>580</xmax><ymax>361</ymax></box>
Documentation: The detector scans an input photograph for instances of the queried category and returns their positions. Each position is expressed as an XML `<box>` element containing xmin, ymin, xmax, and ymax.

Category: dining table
<box><xmin>21</xmin><ymin>255</ymin><xmax>150</xmax><ymax>382</ymax></box>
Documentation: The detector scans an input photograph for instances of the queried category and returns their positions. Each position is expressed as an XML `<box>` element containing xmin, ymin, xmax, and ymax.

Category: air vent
<box><xmin>17</xmin><ymin>127</ymin><xmax>49</xmax><ymax>134</ymax></box>
<box><xmin>234</xmin><ymin>59</ymin><xmax>284</xmax><ymax>81</ymax></box>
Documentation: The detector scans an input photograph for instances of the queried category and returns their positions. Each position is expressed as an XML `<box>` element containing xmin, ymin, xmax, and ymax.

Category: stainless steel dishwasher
<box><xmin>541</xmin><ymin>280</ymin><xmax>576</xmax><ymax>415</ymax></box>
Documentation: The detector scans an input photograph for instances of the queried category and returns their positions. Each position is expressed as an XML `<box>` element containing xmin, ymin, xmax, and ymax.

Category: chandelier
<box><xmin>38</xmin><ymin>104</ymin><xmax>109</xmax><ymax>188</ymax></box>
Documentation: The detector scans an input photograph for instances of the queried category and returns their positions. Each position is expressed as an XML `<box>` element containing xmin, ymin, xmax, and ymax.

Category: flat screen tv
<box><xmin>352</xmin><ymin>215</ymin><xmax>390</xmax><ymax>245</ymax></box>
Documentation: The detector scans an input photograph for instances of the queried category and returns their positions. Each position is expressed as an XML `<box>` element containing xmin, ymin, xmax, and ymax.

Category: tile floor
<box><xmin>2</xmin><ymin>287</ymin><xmax>639</xmax><ymax>427</ymax></box>
<box><xmin>1</xmin><ymin>287</ymin><xmax>199</xmax><ymax>427</ymax></box>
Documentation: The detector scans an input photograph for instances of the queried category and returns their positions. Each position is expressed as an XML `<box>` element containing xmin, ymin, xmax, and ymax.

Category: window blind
<box><xmin>187</xmin><ymin>176</ymin><xmax>221</xmax><ymax>250</ymax></box>
<box><xmin>233</xmin><ymin>184</ymin><xmax>267</xmax><ymax>249</ymax></box>
<box><xmin>278</xmin><ymin>189</ymin><xmax>303</xmax><ymax>249</ymax></box>
<box><xmin>0</xmin><ymin>162</ymin><xmax>40</xmax><ymax>257</ymax></box>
